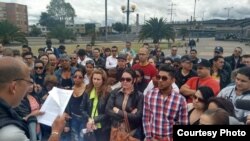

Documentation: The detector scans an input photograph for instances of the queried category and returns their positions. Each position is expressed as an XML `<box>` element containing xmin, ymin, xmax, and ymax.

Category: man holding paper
<box><xmin>0</xmin><ymin>57</ymin><xmax>67</xmax><ymax>141</ymax></box>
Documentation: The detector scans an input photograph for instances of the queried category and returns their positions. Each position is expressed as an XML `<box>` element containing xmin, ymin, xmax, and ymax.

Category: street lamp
<box><xmin>224</xmin><ymin>7</ymin><xmax>233</xmax><ymax>19</ymax></box>
<box><xmin>121</xmin><ymin>0</ymin><xmax>136</xmax><ymax>35</ymax></box>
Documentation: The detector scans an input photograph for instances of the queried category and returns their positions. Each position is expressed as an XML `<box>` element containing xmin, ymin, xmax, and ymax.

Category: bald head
<box><xmin>0</xmin><ymin>57</ymin><xmax>28</xmax><ymax>85</ymax></box>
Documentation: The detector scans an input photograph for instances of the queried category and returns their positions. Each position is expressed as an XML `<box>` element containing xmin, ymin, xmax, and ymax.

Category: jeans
<box><xmin>71</xmin><ymin>113</ymin><xmax>86</xmax><ymax>141</ymax></box>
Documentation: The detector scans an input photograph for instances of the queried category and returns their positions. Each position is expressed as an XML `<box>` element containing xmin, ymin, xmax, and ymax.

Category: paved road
<box><xmin>163</xmin><ymin>38</ymin><xmax>250</xmax><ymax>59</ymax></box>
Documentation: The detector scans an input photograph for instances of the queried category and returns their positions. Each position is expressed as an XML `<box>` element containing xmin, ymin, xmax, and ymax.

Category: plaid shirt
<box><xmin>143</xmin><ymin>88</ymin><xmax>188</xmax><ymax>141</ymax></box>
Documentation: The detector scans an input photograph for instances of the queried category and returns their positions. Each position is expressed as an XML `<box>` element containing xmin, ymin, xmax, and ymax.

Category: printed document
<box><xmin>37</xmin><ymin>87</ymin><xmax>73</xmax><ymax>126</ymax></box>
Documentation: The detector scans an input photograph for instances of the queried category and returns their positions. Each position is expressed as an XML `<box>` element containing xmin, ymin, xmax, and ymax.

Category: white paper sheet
<box><xmin>37</xmin><ymin>87</ymin><xmax>73</xmax><ymax>126</ymax></box>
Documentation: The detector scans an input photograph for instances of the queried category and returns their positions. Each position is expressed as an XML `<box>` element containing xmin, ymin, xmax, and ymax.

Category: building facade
<box><xmin>0</xmin><ymin>2</ymin><xmax>28</xmax><ymax>33</ymax></box>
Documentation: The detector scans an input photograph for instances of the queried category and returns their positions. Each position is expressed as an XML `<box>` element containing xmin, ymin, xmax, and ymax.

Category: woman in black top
<box><xmin>106</xmin><ymin>68</ymin><xmax>144</xmax><ymax>140</ymax></box>
<box><xmin>188</xmin><ymin>86</ymin><xmax>214</xmax><ymax>125</ymax></box>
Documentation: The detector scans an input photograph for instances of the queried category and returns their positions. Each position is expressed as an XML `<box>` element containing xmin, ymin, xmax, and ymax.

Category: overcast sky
<box><xmin>3</xmin><ymin>0</ymin><xmax>250</xmax><ymax>25</ymax></box>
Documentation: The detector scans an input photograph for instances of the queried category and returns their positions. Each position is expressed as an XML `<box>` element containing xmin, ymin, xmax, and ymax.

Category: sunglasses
<box><xmin>120</xmin><ymin>77</ymin><xmax>132</xmax><ymax>82</ymax></box>
<box><xmin>35</xmin><ymin>66</ymin><xmax>43</xmax><ymax>70</ymax></box>
<box><xmin>191</xmin><ymin>95</ymin><xmax>205</xmax><ymax>103</ymax></box>
<box><xmin>74</xmin><ymin>75</ymin><xmax>83</xmax><ymax>79</ymax></box>
<box><xmin>156</xmin><ymin>75</ymin><xmax>168</xmax><ymax>81</ymax></box>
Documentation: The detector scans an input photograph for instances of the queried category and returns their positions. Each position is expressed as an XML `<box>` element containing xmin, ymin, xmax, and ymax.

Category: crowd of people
<box><xmin>0</xmin><ymin>39</ymin><xmax>250</xmax><ymax>141</ymax></box>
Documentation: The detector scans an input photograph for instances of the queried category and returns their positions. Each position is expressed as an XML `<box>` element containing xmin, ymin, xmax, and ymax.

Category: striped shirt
<box><xmin>143</xmin><ymin>88</ymin><xmax>188</xmax><ymax>141</ymax></box>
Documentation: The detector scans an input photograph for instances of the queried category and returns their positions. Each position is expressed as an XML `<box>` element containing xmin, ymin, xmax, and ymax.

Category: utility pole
<box><xmin>193</xmin><ymin>0</ymin><xmax>197</xmax><ymax>21</ymax></box>
<box><xmin>105</xmin><ymin>0</ymin><xmax>108</xmax><ymax>41</ymax></box>
<box><xmin>168</xmin><ymin>2</ymin><xmax>176</xmax><ymax>23</ymax></box>
<box><xmin>224</xmin><ymin>7</ymin><xmax>233</xmax><ymax>19</ymax></box>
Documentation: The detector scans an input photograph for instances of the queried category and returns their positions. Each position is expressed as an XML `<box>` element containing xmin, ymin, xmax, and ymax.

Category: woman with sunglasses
<box><xmin>80</xmin><ymin>68</ymin><xmax>110</xmax><ymax>141</ymax></box>
<box><xmin>106</xmin><ymin>68</ymin><xmax>144</xmax><ymax>140</ymax></box>
<box><xmin>66</xmin><ymin>69</ymin><xmax>87</xmax><ymax>141</ymax></box>
<box><xmin>188</xmin><ymin>86</ymin><xmax>215</xmax><ymax>125</ymax></box>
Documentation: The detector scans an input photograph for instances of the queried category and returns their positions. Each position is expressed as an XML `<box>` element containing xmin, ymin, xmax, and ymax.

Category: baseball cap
<box><xmin>181</xmin><ymin>55</ymin><xmax>192</xmax><ymax>62</ymax></box>
<box><xmin>197</xmin><ymin>59</ymin><xmax>211</xmax><ymax>68</ymax></box>
<box><xmin>117</xmin><ymin>53</ymin><xmax>127</xmax><ymax>60</ymax></box>
<box><xmin>214</xmin><ymin>46</ymin><xmax>224</xmax><ymax>53</ymax></box>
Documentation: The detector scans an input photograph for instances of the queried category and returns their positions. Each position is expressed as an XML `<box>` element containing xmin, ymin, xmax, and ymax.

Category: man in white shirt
<box><xmin>106</xmin><ymin>46</ymin><xmax>118</xmax><ymax>69</ymax></box>
<box><xmin>77</xmin><ymin>49</ymin><xmax>92</xmax><ymax>66</ymax></box>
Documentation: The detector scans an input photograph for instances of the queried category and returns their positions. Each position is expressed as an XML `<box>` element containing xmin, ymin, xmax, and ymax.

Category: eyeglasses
<box><xmin>156</xmin><ymin>75</ymin><xmax>168</xmax><ymax>81</ymax></box>
<box><xmin>70</xmin><ymin>57</ymin><xmax>77</xmax><ymax>60</ymax></box>
<box><xmin>73</xmin><ymin>75</ymin><xmax>83</xmax><ymax>79</ymax></box>
<box><xmin>34</xmin><ymin>66</ymin><xmax>43</xmax><ymax>70</ymax></box>
<box><xmin>191</xmin><ymin>95</ymin><xmax>205</xmax><ymax>103</ymax></box>
<box><xmin>13</xmin><ymin>78</ymin><xmax>34</xmax><ymax>85</ymax></box>
<box><xmin>25</xmin><ymin>57</ymin><xmax>32</xmax><ymax>60</ymax></box>
<box><xmin>111</xmin><ymin>50</ymin><xmax>117</xmax><ymax>52</ymax></box>
<box><xmin>120</xmin><ymin>77</ymin><xmax>132</xmax><ymax>82</ymax></box>
<box><xmin>138</xmin><ymin>53</ymin><xmax>146</xmax><ymax>56</ymax></box>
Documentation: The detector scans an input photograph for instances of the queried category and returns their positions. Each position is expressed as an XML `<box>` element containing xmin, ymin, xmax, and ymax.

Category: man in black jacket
<box><xmin>0</xmin><ymin>57</ymin><xmax>67</xmax><ymax>141</ymax></box>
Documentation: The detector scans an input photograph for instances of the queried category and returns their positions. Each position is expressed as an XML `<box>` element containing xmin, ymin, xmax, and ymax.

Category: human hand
<box><xmin>131</xmin><ymin>108</ymin><xmax>137</xmax><ymax>114</ymax></box>
<box><xmin>34</xmin><ymin>84</ymin><xmax>42</xmax><ymax>93</ymax></box>
<box><xmin>51</xmin><ymin>113</ymin><xmax>70</xmax><ymax>135</ymax></box>
<box><xmin>64</xmin><ymin>127</ymin><xmax>70</xmax><ymax>132</ymax></box>
<box><xmin>246</xmin><ymin>115</ymin><xmax>250</xmax><ymax>125</ymax></box>
<box><xmin>86</xmin><ymin>118</ymin><xmax>95</xmax><ymax>132</ymax></box>
<box><xmin>31</xmin><ymin>109</ymin><xmax>45</xmax><ymax>117</ymax></box>
<box><xmin>113</xmin><ymin>107</ymin><xmax>119</xmax><ymax>113</ymax></box>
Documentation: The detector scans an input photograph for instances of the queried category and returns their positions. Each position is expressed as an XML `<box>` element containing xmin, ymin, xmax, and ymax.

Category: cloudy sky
<box><xmin>2</xmin><ymin>0</ymin><xmax>250</xmax><ymax>25</ymax></box>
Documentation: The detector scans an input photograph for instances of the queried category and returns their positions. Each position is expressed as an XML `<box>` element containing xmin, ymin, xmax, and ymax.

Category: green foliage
<box><xmin>112</xmin><ymin>22</ymin><xmax>127</xmax><ymax>33</ymax></box>
<box><xmin>0</xmin><ymin>21</ymin><xmax>27</xmax><ymax>45</ymax></box>
<box><xmin>139</xmin><ymin>17</ymin><xmax>175</xmax><ymax>43</ymax></box>
<box><xmin>29</xmin><ymin>25</ymin><xmax>42</xmax><ymax>37</ymax></box>
<box><xmin>39</xmin><ymin>0</ymin><xmax>77</xmax><ymax>43</ymax></box>
<box><xmin>39</xmin><ymin>12</ymin><xmax>63</xmax><ymax>29</ymax></box>
<box><xmin>47</xmin><ymin>0</ymin><xmax>76</xmax><ymax>26</ymax></box>
<box><xmin>48</xmin><ymin>25</ymin><xmax>75</xmax><ymax>43</ymax></box>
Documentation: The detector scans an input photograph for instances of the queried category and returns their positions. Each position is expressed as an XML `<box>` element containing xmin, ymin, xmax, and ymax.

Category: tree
<box><xmin>29</xmin><ymin>25</ymin><xmax>42</xmax><ymax>37</ymax></box>
<box><xmin>166</xmin><ymin>25</ymin><xmax>175</xmax><ymax>42</ymax></box>
<box><xmin>0</xmin><ymin>21</ymin><xmax>27</xmax><ymax>45</ymax></box>
<box><xmin>47</xmin><ymin>0</ymin><xmax>76</xmax><ymax>26</ymax></box>
<box><xmin>139</xmin><ymin>17</ymin><xmax>174</xmax><ymax>43</ymax></box>
<box><xmin>39</xmin><ymin>0</ymin><xmax>77</xmax><ymax>43</ymax></box>
<box><xmin>48</xmin><ymin>25</ymin><xmax>75</xmax><ymax>43</ymax></box>
<box><xmin>112</xmin><ymin>22</ymin><xmax>127</xmax><ymax>33</ymax></box>
<box><xmin>39</xmin><ymin>12</ymin><xmax>63</xmax><ymax>29</ymax></box>
<box><xmin>179</xmin><ymin>27</ymin><xmax>188</xmax><ymax>40</ymax></box>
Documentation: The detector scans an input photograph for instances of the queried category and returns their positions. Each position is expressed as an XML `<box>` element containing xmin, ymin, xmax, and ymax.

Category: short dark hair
<box><xmin>213</xmin><ymin>55</ymin><xmax>224</xmax><ymax>62</ymax></box>
<box><xmin>34</xmin><ymin>59</ymin><xmax>44</xmax><ymax>66</ymax></box>
<box><xmin>22</xmin><ymin>51</ymin><xmax>33</xmax><ymax>58</ymax></box>
<box><xmin>202</xmin><ymin>108</ymin><xmax>230</xmax><ymax>125</ymax></box>
<box><xmin>104</xmin><ymin>48</ymin><xmax>111</xmax><ymax>52</ymax></box>
<box><xmin>208</xmin><ymin>97</ymin><xmax>235</xmax><ymax>117</ymax></box>
<box><xmin>77</xmin><ymin>49</ymin><xmax>86</xmax><ymax>57</ymax></box>
<box><xmin>159</xmin><ymin>64</ymin><xmax>175</xmax><ymax>78</ymax></box>
<box><xmin>38</xmin><ymin>48</ymin><xmax>44</xmax><ymax>52</ymax></box>
<box><xmin>190</xmin><ymin>49</ymin><xmax>197</xmax><ymax>53</ymax></box>
<box><xmin>111</xmin><ymin>46</ymin><xmax>118</xmax><ymax>50</ymax></box>
<box><xmin>22</xmin><ymin>45</ymin><xmax>31</xmax><ymax>52</ymax></box>
<box><xmin>237</xmin><ymin>67</ymin><xmax>250</xmax><ymax>80</ymax></box>
<box><xmin>242</xmin><ymin>54</ymin><xmax>250</xmax><ymax>58</ymax></box>
<box><xmin>93</xmin><ymin>48</ymin><xmax>100</xmax><ymax>52</ymax></box>
<box><xmin>123</xmin><ymin>68</ymin><xmax>136</xmax><ymax>82</ymax></box>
